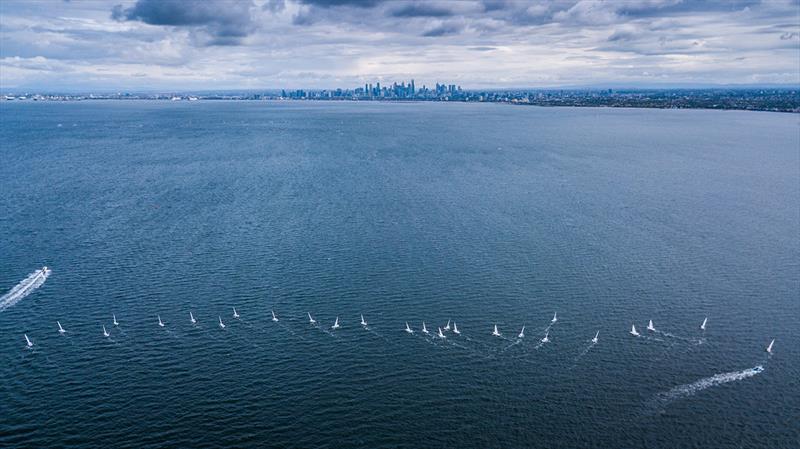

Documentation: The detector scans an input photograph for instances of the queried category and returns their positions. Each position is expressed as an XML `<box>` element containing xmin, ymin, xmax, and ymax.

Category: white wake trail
<box><xmin>0</xmin><ymin>268</ymin><xmax>51</xmax><ymax>312</ymax></box>
<box><xmin>574</xmin><ymin>342</ymin><xmax>596</xmax><ymax>362</ymax></box>
<box><xmin>654</xmin><ymin>365</ymin><xmax>764</xmax><ymax>407</ymax></box>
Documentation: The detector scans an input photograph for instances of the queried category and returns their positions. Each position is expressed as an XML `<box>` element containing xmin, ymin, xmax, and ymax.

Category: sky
<box><xmin>0</xmin><ymin>0</ymin><xmax>799</xmax><ymax>91</ymax></box>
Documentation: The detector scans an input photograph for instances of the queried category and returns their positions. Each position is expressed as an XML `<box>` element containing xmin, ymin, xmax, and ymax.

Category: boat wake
<box><xmin>653</xmin><ymin>330</ymin><xmax>703</xmax><ymax>345</ymax></box>
<box><xmin>651</xmin><ymin>365</ymin><xmax>764</xmax><ymax>410</ymax></box>
<box><xmin>574</xmin><ymin>341</ymin><xmax>597</xmax><ymax>362</ymax></box>
<box><xmin>0</xmin><ymin>267</ymin><xmax>51</xmax><ymax>312</ymax></box>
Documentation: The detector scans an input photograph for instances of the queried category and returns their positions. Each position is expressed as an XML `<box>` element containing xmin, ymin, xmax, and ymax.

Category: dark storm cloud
<box><xmin>390</xmin><ymin>3</ymin><xmax>454</xmax><ymax>18</ymax></box>
<box><xmin>112</xmin><ymin>0</ymin><xmax>256</xmax><ymax>44</ymax></box>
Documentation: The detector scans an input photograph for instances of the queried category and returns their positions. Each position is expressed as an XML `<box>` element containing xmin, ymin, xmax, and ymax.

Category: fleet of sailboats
<box><xmin>22</xmin><ymin>312</ymin><xmax>778</xmax><ymax>362</ymax></box>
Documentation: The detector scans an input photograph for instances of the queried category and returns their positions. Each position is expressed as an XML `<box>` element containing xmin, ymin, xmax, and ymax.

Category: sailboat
<box><xmin>518</xmin><ymin>325</ymin><xmax>525</xmax><ymax>339</ymax></box>
<box><xmin>453</xmin><ymin>322</ymin><xmax>460</xmax><ymax>335</ymax></box>
<box><xmin>103</xmin><ymin>325</ymin><xmax>109</xmax><ymax>337</ymax></box>
<box><xmin>360</xmin><ymin>314</ymin><xmax>367</xmax><ymax>327</ymax></box>
<box><xmin>113</xmin><ymin>314</ymin><xmax>119</xmax><ymax>326</ymax></box>
<box><xmin>158</xmin><ymin>315</ymin><xmax>165</xmax><ymax>327</ymax></box>
<box><xmin>331</xmin><ymin>317</ymin><xmax>340</xmax><ymax>330</ymax></box>
<box><xmin>630</xmin><ymin>324</ymin><xmax>639</xmax><ymax>336</ymax></box>
<box><xmin>308</xmin><ymin>313</ymin><xmax>316</xmax><ymax>324</ymax></box>
<box><xmin>57</xmin><ymin>321</ymin><xmax>66</xmax><ymax>334</ymax></box>
<box><xmin>190</xmin><ymin>311</ymin><xmax>196</xmax><ymax>324</ymax></box>
<box><xmin>233</xmin><ymin>307</ymin><xmax>239</xmax><ymax>319</ymax></box>
<box><xmin>437</xmin><ymin>327</ymin><xmax>446</xmax><ymax>339</ymax></box>
<box><xmin>492</xmin><ymin>324</ymin><xmax>501</xmax><ymax>337</ymax></box>
<box><xmin>551</xmin><ymin>312</ymin><xmax>557</xmax><ymax>323</ymax></box>
<box><xmin>700</xmin><ymin>317</ymin><xmax>707</xmax><ymax>331</ymax></box>
<box><xmin>647</xmin><ymin>320</ymin><xmax>655</xmax><ymax>332</ymax></box>
<box><xmin>422</xmin><ymin>322</ymin><xmax>429</xmax><ymax>334</ymax></box>
<box><xmin>444</xmin><ymin>319</ymin><xmax>451</xmax><ymax>331</ymax></box>
<box><xmin>218</xmin><ymin>316</ymin><xmax>225</xmax><ymax>329</ymax></box>
<box><xmin>592</xmin><ymin>330</ymin><xmax>599</xmax><ymax>344</ymax></box>
<box><xmin>271</xmin><ymin>310</ymin><xmax>279</xmax><ymax>322</ymax></box>
<box><xmin>541</xmin><ymin>331</ymin><xmax>550</xmax><ymax>343</ymax></box>
<box><xmin>766</xmin><ymin>339</ymin><xmax>774</xmax><ymax>354</ymax></box>
<box><xmin>404</xmin><ymin>322</ymin><xmax>414</xmax><ymax>334</ymax></box>
<box><xmin>24</xmin><ymin>334</ymin><xmax>33</xmax><ymax>347</ymax></box>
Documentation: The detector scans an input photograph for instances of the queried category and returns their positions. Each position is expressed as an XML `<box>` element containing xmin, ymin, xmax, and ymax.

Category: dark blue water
<box><xmin>1</xmin><ymin>101</ymin><xmax>798</xmax><ymax>448</ymax></box>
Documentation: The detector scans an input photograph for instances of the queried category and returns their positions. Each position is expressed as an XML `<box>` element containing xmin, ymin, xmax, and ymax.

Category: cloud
<box><xmin>297</xmin><ymin>0</ymin><xmax>383</xmax><ymax>8</ymax></box>
<box><xmin>263</xmin><ymin>0</ymin><xmax>286</xmax><ymax>13</ymax></box>
<box><xmin>390</xmin><ymin>3</ymin><xmax>454</xmax><ymax>18</ymax></box>
<box><xmin>112</xmin><ymin>0</ymin><xmax>256</xmax><ymax>45</ymax></box>
<box><xmin>0</xmin><ymin>0</ymin><xmax>798</xmax><ymax>90</ymax></box>
<box><xmin>422</xmin><ymin>22</ymin><xmax>463</xmax><ymax>37</ymax></box>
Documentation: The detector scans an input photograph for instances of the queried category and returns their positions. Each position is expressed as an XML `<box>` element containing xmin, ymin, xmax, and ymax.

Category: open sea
<box><xmin>0</xmin><ymin>101</ymin><xmax>798</xmax><ymax>448</ymax></box>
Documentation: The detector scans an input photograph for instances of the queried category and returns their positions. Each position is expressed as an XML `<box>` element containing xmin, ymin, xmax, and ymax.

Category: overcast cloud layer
<box><xmin>1</xmin><ymin>0</ymin><xmax>798</xmax><ymax>91</ymax></box>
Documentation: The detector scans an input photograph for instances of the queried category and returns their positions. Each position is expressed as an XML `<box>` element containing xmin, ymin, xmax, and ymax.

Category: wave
<box><xmin>0</xmin><ymin>267</ymin><xmax>51</xmax><ymax>312</ymax></box>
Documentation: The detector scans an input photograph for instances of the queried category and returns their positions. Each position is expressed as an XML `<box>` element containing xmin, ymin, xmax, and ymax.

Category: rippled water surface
<box><xmin>0</xmin><ymin>101</ymin><xmax>798</xmax><ymax>448</ymax></box>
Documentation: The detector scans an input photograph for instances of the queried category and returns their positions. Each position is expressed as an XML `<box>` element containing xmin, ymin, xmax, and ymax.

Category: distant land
<box><xmin>2</xmin><ymin>82</ymin><xmax>799</xmax><ymax>113</ymax></box>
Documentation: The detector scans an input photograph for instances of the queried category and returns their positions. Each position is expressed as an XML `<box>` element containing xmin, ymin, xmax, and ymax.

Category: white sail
<box><xmin>308</xmin><ymin>312</ymin><xmax>316</xmax><ymax>324</ymax></box>
<box><xmin>332</xmin><ymin>316</ymin><xmax>340</xmax><ymax>330</ymax></box>
<box><xmin>361</xmin><ymin>314</ymin><xmax>367</xmax><ymax>326</ymax></box>
<box><xmin>453</xmin><ymin>322</ymin><xmax>460</xmax><ymax>335</ymax></box>
<box><xmin>492</xmin><ymin>324</ymin><xmax>501</xmax><ymax>337</ymax></box>
<box><xmin>271</xmin><ymin>310</ymin><xmax>278</xmax><ymax>322</ymax></box>
<box><xmin>24</xmin><ymin>334</ymin><xmax>33</xmax><ymax>347</ymax></box>
<box><xmin>190</xmin><ymin>311</ymin><xmax>196</xmax><ymax>324</ymax></box>
<box><xmin>647</xmin><ymin>320</ymin><xmax>655</xmax><ymax>331</ymax></box>
<box><xmin>422</xmin><ymin>322</ymin><xmax>429</xmax><ymax>334</ymax></box>
<box><xmin>630</xmin><ymin>324</ymin><xmax>639</xmax><ymax>336</ymax></box>
<box><xmin>552</xmin><ymin>312</ymin><xmax>557</xmax><ymax>323</ymax></box>
<box><xmin>57</xmin><ymin>321</ymin><xmax>65</xmax><ymax>334</ymax></box>
<box><xmin>444</xmin><ymin>319</ymin><xmax>451</xmax><ymax>331</ymax></box>
<box><xmin>700</xmin><ymin>317</ymin><xmax>707</xmax><ymax>330</ymax></box>
<box><xmin>592</xmin><ymin>330</ymin><xmax>599</xmax><ymax>344</ymax></box>
<box><xmin>233</xmin><ymin>307</ymin><xmax>239</xmax><ymax>319</ymax></box>
<box><xmin>158</xmin><ymin>315</ymin><xmax>164</xmax><ymax>327</ymax></box>
<box><xmin>405</xmin><ymin>322</ymin><xmax>413</xmax><ymax>333</ymax></box>
<box><xmin>518</xmin><ymin>325</ymin><xmax>525</xmax><ymax>339</ymax></box>
<box><xmin>766</xmin><ymin>339</ymin><xmax>774</xmax><ymax>353</ymax></box>
<box><xmin>103</xmin><ymin>325</ymin><xmax>109</xmax><ymax>337</ymax></box>
<box><xmin>219</xmin><ymin>316</ymin><xmax>225</xmax><ymax>329</ymax></box>
<box><xmin>437</xmin><ymin>327</ymin><xmax>445</xmax><ymax>339</ymax></box>
<box><xmin>113</xmin><ymin>314</ymin><xmax>119</xmax><ymax>326</ymax></box>
<box><xmin>541</xmin><ymin>332</ymin><xmax>550</xmax><ymax>343</ymax></box>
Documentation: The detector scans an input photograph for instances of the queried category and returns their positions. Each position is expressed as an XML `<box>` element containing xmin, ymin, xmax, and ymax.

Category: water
<box><xmin>1</xmin><ymin>101</ymin><xmax>798</xmax><ymax>448</ymax></box>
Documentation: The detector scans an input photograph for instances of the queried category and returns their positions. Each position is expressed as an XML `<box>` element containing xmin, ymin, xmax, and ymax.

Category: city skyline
<box><xmin>1</xmin><ymin>0</ymin><xmax>799</xmax><ymax>91</ymax></box>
